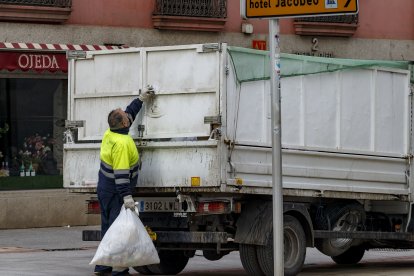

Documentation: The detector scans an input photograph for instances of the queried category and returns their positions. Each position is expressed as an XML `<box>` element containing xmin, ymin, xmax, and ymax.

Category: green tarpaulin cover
<box><xmin>227</xmin><ymin>46</ymin><xmax>413</xmax><ymax>83</ymax></box>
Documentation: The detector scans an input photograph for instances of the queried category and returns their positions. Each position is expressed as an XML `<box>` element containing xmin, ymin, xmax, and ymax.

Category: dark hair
<box><xmin>108</xmin><ymin>109</ymin><xmax>124</xmax><ymax>129</ymax></box>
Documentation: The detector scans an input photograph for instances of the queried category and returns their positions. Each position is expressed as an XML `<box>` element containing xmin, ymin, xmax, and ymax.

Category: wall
<box><xmin>355</xmin><ymin>0</ymin><xmax>414</xmax><ymax>40</ymax></box>
<box><xmin>67</xmin><ymin>0</ymin><xmax>269</xmax><ymax>33</ymax></box>
<box><xmin>67</xmin><ymin>0</ymin><xmax>154</xmax><ymax>28</ymax></box>
<box><xmin>0</xmin><ymin>189</ymin><xmax>99</xmax><ymax>229</ymax></box>
<box><xmin>66</xmin><ymin>0</ymin><xmax>414</xmax><ymax>41</ymax></box>
<box><xmin>0</xmin><ymin>1</ymin><xmax>412</xmax><ymax>61</ymax></box>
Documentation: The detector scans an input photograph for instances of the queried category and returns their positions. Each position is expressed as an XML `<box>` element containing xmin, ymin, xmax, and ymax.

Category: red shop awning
<box><xmin>0</xmin><ymin>42</ymin><xmax>125</xmax><ymax>73</ymax></box>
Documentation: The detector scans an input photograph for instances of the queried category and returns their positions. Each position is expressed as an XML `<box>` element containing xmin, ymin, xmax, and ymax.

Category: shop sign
<box><xmin>253</xmin><ymin>40</ymin><xmax>267</xmax><ymax>50</ymax></box>
<box><xmin>0</xmin><ymin>52</ymin><xmax>68</xmax><ymax>73</ymax></box>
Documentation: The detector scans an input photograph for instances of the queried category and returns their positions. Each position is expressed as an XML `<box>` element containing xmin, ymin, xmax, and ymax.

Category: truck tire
<box><xmin>315</xmin><ymin>203</ymin><xmax>365</xmax><ymax>257</ymax></box>
<box><xmin>147</xmin><ymin>250</ymin><xmax>189</xmax><ymax>275</ymax></box>
<box><xmin>331</xmin><ymin>245</ymin><xmax>365</xmax><ymax>264</ymax></box>
<box><xmin>240</xmin><ymin>244</ymin><xmax>265</xmax><ymax>275</ymax></box>
<box><xmin>256</xmin><ymin>215</ymin><xmax>306</xmax><ymax>276</ymax></box>
<box><xmin>133</xmin><ymin>266</ymin><xmax>154</xmax><ymax>275</ymax></box>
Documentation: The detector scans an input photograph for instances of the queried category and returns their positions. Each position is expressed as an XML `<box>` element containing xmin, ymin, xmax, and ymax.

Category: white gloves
<box><xmin>123</xmin><ymin>195</ymin><xmax>135</xmax><ymax>211</ymax></box>
<box><xmin>138</xmin><ymin>85</ymin><xmax>156</xmax><ymax>102</ymax></box>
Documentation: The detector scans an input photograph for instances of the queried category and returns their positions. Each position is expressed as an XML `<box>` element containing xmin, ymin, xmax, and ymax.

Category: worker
<box><xmin>94</xmin><ymin>87</ymin><xmax>155</xmax><ymax>276</ymax></box>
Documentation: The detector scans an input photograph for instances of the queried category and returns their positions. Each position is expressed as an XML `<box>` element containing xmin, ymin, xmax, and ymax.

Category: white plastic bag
<box><xmin>90</xmin><ymin>206</ymin><xmax>160</xmax><ymax>267</ymax></box>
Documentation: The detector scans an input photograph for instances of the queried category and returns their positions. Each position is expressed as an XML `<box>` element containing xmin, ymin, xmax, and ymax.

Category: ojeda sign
<box><xmin>18</xmin><ymin>54</ymin><xmax>60</xmax><ymax>70</ymax></box>
<box><xmin>242</xmin><ymin>0</ymin><xmax>358</xmax><ymax>18</ymax></box>
<box><xmin>0</xmin><ymin>52</ymin><xmax>68</xmax><ymax>73</ymax></box>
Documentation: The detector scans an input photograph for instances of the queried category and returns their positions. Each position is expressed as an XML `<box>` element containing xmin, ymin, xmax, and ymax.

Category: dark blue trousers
<box><xmin>94</xmin><ymin>187</ymin><xmax>129</xmax><ymax>276</ymax></box>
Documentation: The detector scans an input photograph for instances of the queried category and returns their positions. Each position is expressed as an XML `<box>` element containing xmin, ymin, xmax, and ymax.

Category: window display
<box><xmin>0</xmin><ymin>78</ymin><xmax>67</xmax><ymax>188</ymax></box>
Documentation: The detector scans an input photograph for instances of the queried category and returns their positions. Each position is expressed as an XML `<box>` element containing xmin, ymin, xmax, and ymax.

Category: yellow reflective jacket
<box><xmin>98</xmin><ymin>129</ymin><xmax>139</xmax><ymax>197</ymax></box>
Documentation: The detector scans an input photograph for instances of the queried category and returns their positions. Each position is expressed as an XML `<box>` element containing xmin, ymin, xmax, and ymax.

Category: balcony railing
<box><xmin>0</xmin><ymin>0</ymin><xmax>72</xmax><ymax>23</ymax></box>
<box><xmin>0</xmin><ymin>0</ymin><xmax>71</xmax><ymax>7</ymax></box>
<box><xmin>152</xmin><ymin>0</ymin><xmax>227</xmax><ymax>32</ymax></box>
<box><xmin>295</xmin><ymin>14</ymin><xmax>358</xmax><ymax>24</ymax></box>
<box><xmin>294</xmin><ymin>14</ymin><xmax>359</xmax><ymax>37</ymax></box>
<box><xmin>154</xmin><ymin>0</ymin><xmax>226</xmax><ymax>18</ymax></box>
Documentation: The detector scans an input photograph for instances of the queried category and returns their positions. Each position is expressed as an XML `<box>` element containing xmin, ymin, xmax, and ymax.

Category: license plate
<box><xmin>138</xmin><ymin>199</ymin><xmax>180</xmax><ymax>212</ymax></box>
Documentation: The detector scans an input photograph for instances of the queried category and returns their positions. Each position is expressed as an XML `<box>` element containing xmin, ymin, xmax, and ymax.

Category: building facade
<box><xmin>0</xmin><ymin>0</ymin><xmax>412</xmax><ymax>227</ymax></box>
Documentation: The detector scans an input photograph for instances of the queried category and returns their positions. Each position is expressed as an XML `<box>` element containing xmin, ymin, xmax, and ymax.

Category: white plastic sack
<box><xmin>90</xmin><ymin>206</ymin><xmax>160</xmax><ymax>267</ymax></box>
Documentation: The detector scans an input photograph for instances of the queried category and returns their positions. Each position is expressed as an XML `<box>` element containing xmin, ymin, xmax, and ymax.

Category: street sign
<box><xmin>241</xmin><ymin>2</ymin><xmax>359</xmax><ymax>275</ymax></box>
<box><xmin>242</xmin><ymin>0</ymin><xmax>359</xmax><ymax>19</ymax></box>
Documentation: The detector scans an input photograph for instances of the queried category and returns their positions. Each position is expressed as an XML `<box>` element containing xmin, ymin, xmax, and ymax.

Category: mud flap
<box><xmin>234</xmin><ymin>201</ymin><xmax>314</xmax><ymax>247</ymax></box>
<box><xmin>234</xmin><ymin>200</ymin><xmax>273</xmax><ymax>246</ymax></box>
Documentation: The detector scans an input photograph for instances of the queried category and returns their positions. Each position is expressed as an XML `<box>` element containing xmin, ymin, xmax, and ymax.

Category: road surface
<box><xmin>0</xmin><ymin>226</ymin><xmax>413</xmax><ymax>275</ymax></box>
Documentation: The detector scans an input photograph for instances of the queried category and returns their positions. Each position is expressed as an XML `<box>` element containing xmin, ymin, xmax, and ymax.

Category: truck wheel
<box><xmin>256</xmin><ymin>215</ymin><xmax>306</xmax><ymax>276</ymax></box>
<box><xmin>331</xmin><ymin>245</ymin><xmax>365</xmax><ymax>264</ymax></box>
<box><xmin>147</xmin><ymin>250</ymin><xmax>189</xmax><ymax>275</ymax></box>
<box><xmin>240</xmin><ymin>244</ymin><xmax>265</xmax><ymax>275</ymax></box>
<box><xmin>133</xmin><ymin>266</ymin><xmax>154</xmax><ymax>275</ymax></box>
<box><xmin>315</xmin><ymin>203</ymin><xmax>366</xmax><ymax>257</ymax></box>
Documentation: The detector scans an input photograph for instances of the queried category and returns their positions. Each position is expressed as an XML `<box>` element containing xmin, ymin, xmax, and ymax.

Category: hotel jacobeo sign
<box><xmin>242</xmin><ymin>0</ymin><xmax>358</xmax><ymax>18</ymax></box>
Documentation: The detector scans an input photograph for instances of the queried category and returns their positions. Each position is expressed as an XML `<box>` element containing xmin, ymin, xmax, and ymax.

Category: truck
<box><xmin>64</xmin><ymin>43</ymin><xmax>414</xmax><ymax>276</ymax></box>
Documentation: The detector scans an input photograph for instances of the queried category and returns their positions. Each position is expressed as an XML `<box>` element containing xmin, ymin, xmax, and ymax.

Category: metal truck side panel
<box><xmin>227</xmin><ymin>146</ymin><xmax>409</xmax><ymax>196</ymax></box>
<box><xmin>142</xmin><ymin>45</ymin><xmax>220</xmax><ymax>139</ymax></box>
<box><xmin>63</xmin><ymin>143</ymin><xmax>100</xmax><ymax>187</ymax></box>
<box><xmin>137</xmin><ymin>141</ymin><xmax>220</xmax><ymax>188</ymax></box>
<box><xmin>63</xmin><ymin>141</ymin><xmax>220</xmax><ymax>188</ymax></box>
<box><xmin>225</xmin><ymin>57</ymin><xmax>411</xmax><ymax>197</ymax></box>
<box><xmin>70</xmin><ymin>50</ymin><xmax>143</xmax><ymax>141</ymax></box>
<box><xmin>226</xmin><ymin>67</ymin><xmax>410</xmax><ymax>156</ymax></box>
<box><xmin>69</xmin><ymin>45</ymin><xmax>221</xmax><ymax>141</ymax></box>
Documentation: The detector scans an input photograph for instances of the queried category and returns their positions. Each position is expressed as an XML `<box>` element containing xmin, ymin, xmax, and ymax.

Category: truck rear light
<box><xmin>197</xmin><ymin>202</ymin><xmax>229</xmax><ymax>214</ymax></box>
<box><xmin>87</xmin><ymin>200</ymin><xmax>101</xmax><ymax>214</ymax></box>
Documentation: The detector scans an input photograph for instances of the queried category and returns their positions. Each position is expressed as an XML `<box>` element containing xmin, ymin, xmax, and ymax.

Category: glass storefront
<box><xmin>0</xmin><ymin>78</ymin><xmax>67</xmax><ymax>189</ymax></box>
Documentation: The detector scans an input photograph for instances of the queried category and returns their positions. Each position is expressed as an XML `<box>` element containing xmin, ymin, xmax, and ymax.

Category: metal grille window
<box><xmin>295</xmin><ymin>14</ymin><xmax>358</xmax><ymax>24</ymax></box>
<box><xmin>294</xmin><ymin>14</ymin><xmax>358</xmax><ymax>37</ymax></box>
<box><xmin>154</xmin><ymin>0</ymin><xmax>227</xmax><ymax>18</ymax></box>
<box><xmin>0</xmin><ymin>0</ymin><xmax>71</xmax><ymax>8</ymax></box>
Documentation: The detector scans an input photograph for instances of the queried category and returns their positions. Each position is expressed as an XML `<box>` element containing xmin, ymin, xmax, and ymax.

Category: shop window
<box><xmin>152</xmin><ymin>0</ymin><xmax>227</xmax><ymax>32</ymax></box>
<box><xmin>0</xmin><ymin>78</ymin><xmax>66</xmax><ymax>189</ymax></box>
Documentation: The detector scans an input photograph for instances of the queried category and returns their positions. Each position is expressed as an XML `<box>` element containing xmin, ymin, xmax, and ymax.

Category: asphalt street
<box><xmin>0</xmin><ymin>225</ymin><xmax>246</xmax><ymax>276</ymax></box>
<box><xmin>1</xmin><ymin>226</ymin><xmax>414</xmax><ymax>275</ymax></box>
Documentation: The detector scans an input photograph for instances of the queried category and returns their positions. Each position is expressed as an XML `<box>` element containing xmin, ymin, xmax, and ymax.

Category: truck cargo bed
<box><xmin>64</xmin><ymin>43</ymin><xmax>413</xmax><ymax>201</ymax></box>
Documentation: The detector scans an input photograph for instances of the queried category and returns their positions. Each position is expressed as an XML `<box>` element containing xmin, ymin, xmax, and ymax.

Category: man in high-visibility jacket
<box><xmin>94</xmin><ymin>87</ymin><xmax>154</xmax><ymax>276</ymax></box>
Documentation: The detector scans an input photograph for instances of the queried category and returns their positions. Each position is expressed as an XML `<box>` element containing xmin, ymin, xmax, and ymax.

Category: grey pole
<box><xmin>269</xmin><ymin>19</ymin><xmax>284</xmax><ymax>276</ymax></box>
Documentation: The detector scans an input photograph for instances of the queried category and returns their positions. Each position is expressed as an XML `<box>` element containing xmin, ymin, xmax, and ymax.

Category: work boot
<box><xmin>112</xmin><ymin>267</ymin><xmax>130</xmax><ymax>276</ymax></box>
<box><xmin>94</xmin><ymin>265</ymin><xmax>112</xmax><ymax>275</ymax></box>
<box><xmin>94</xmin><ymin>272</ymin><xmax>111</xmax><ymax>276</ymax></box>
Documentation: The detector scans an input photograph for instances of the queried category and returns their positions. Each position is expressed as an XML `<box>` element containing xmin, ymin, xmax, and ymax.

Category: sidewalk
<box><xmin>0</xmin><ymin>225</ymin><xmax>100</xmax><ymax>251</ymax></box>
<box><xmin>0</xmin><ymin>226</ymin><xmax>101</xmax><ymax>275</ymax></box>
<box><xmin>0</xmin><ymin>189</ymin><xmax>100</xmax><ymax>229</ymax></box>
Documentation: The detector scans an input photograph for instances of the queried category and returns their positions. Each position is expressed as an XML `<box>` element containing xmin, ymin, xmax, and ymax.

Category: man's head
<box><xmin>108</xmin><ymin>108</ymin><xmax>130</xmax><ymax>129</ymax></box>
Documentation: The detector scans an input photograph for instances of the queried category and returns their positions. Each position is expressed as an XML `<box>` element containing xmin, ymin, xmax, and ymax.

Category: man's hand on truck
<box><xmin>138</xmin><ymin>85</ymin><xmax>156</xmax><ymax>102</ymax></box>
